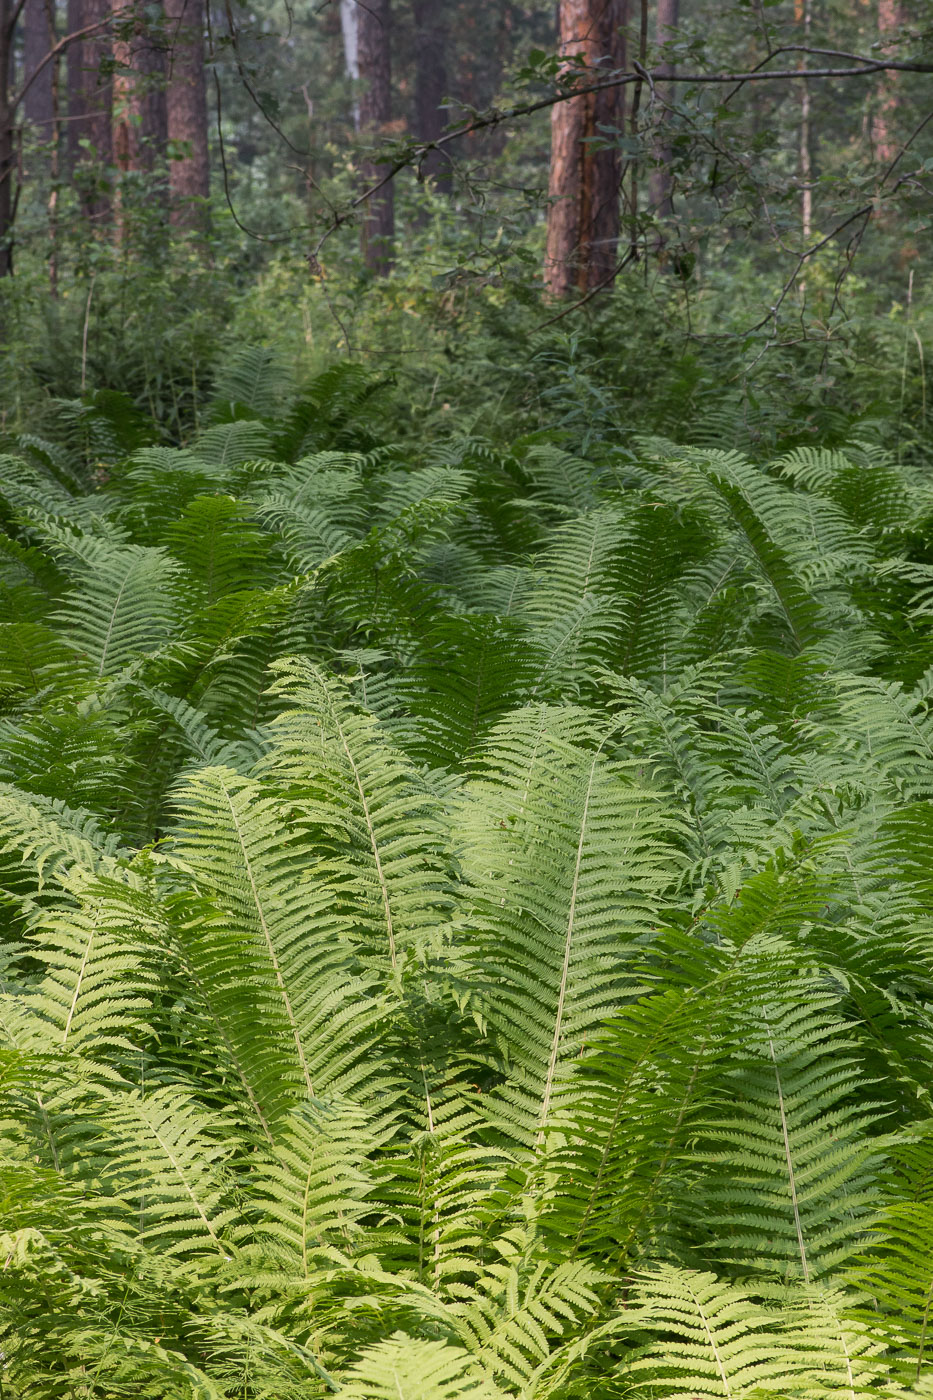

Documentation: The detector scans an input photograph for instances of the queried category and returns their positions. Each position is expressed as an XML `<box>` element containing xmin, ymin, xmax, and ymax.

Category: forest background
<box><xmin>0</xmin><ymin>0</ymin><xmax>931</xmax><ymax>444</ymax></box>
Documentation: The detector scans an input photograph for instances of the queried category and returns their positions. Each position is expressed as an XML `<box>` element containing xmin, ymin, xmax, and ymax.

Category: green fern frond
<box><xmin>341</xmin><ymin>1335</ymin><xmax>507</xmax><ymax>1400</ymax></box>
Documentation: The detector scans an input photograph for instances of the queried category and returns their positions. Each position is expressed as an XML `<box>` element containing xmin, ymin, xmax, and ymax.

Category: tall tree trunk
<box><xmin>544</xmin><ymin>0</ymin><xmax>627</xmax><ymax>298</ymax></box>
<box><xmin>113</xmin><ymin>1</ymin><xmax>166</xmax><ymax>176</ymax></box>
<box><xmin>648</xmin><ymin>0</ymin><xmax>678</xmax><ymax>223</ymax></box>
<box><xmin>412</xmin><ymin>0</ymin><xmax>449</xmax><ymax>190</ymax></box>
<box><xmin>356</xmin><ymin>0</ymin><xmax>393</xmax><ymax>274</ymax></box>
<box><xmin>164</xmin><ymin>0</ymin><xmax>209</xmax><ymax>230</ymax></box>
<box><xmin>340</xmin><ymin>0</ymin><xmax>359</xmax><ymax>120</ymax></box>
<box><xmin>0</xmin><ymin>0</ymin><xmax>14</xmax><ymax>275</ymax></box>
<box><xmin>796</xmin><ymin>0</ymin><xmax>812</xmax><ymax>250</ymax></box>
<box><xmin>67</xmin><ymin>0</ymin><xmax>113</xmax><ymax>224</ymax></box>
<box><xmin>872</xmin><ymin>0</ymin><xmax>903</xmax><ymax>165</ymax></box>
<box><xmin>23</xmin><ymin>0</ymin><xmax>56</xmax><ymax>132</ymax></box>
<box><xmin>112</xmin><ymin>0</ymin><xmax>167</xmax><ymax>234</ymax></box>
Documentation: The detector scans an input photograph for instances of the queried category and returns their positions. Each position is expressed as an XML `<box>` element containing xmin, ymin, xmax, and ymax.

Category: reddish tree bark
<box><xmin>23</xmin><ymin>0</ymin><xmax>56</xmax><ymax>132</ymax></box>
<box><xmin>544</xmin><ymin>0</ymin><xmax>628</xmax><ymax>297</ymax></box>
<box><xmin>163</xmin><ymin>0</ymin><xmax>209</xmax><ymax>229</ymax></box>
<box><xmin>66</xmin><ymin>0</ymin><xmax>113</xmax><ymax>223</ymax></box>
<box><xmin>112</xmin><ymin>1</ymin><xmax>166</xmax><ymax>178</ymax></box>
<box><xmin>356</xmin><ymin>0</ymin><xmax>394</xmax><ymax>274</ymax></box>
<box><xmin>648</xmin><ymin>0</ymin><xmax>678</xmax><ymax>222</ymax></box>
<box><xmin>412</xmin><ymin>0</ymin><xmax>449</xmax><ymax>190</ymax></box>
<box><xmin>872</xmin><ymin>0</ymin><xmax>904</xmax><ymax>164</ymax></box>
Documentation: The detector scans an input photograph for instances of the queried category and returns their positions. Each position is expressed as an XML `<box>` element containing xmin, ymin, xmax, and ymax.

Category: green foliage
<box><xmin>3</xmin><ymin>343</ymin><xmax>933</xmax><ymax>1397</ymax></box>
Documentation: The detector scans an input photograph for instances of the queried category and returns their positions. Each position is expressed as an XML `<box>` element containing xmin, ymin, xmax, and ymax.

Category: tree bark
<box><xmin>112</xmin><ymin>0</ymin><xmax>167</xmax><ymax>234</ymax></box>
<box><xmin>544</xmin><ymin>0</ymin><xmax>628</xmax><ymax>298</ymax></box>
<box><xmin>112</xmin><ymin>0</ymin><xmax>166</xmax><ymax>177</ymax></box>
<box><xmin>356</xmin><ymin>0</ymin><xmax>393</xmax><ymax>274</ymax></box>
<box><xmin>23</xmin><ymin>0</ymin><xmax>56</xmax><ymax>133</ymax></box>
<box><xmin>872</xmin><ymin>0</ymin><xmax>903</xmax><ymax>165</ymax></box>
<box><xmin>67</xmin><ymin>0</ymin><xmax>113</xmax><ymax>223</ymax></box>
<box><xmin>164</xmin><ymin>0</ymin><xmax>209</xmax><ymax>229</ymax></box>
<box><xmin>412</xmin><ymin>0</ymin><xmax>449</xmax><ymax>190</ymax></box>
<box><xmin>0</xmin><ymin>0</ymin><xmax>14</xmax><ymax>274</ymax></box>
<box><xmin>648</xmin><ymin>0</ymin><xmax>678</xmax><ymax>222</ymax></box>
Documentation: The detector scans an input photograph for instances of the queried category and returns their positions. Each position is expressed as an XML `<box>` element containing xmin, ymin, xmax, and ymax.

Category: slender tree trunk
<box><xmin>67</xmin><ymin>0</ymin><xmax>113</xmax><ymax>224</ymax></box>
<box><xmin>0</xmin><ymin>0</ymin><xmax>14</xmax><ymax>275</ymax></box>
<box><xmin>163</xmin><ymin>0</ymin><xmax>209</xmax><ymax>230</ymax></box>
<box><xmin>797</xmin><ymin>0</ymin><xmax>812</xmax><ymax>250</ymax></box>
<box><xmin>544</xmin><ymin>0</ymin><xmax>627</xmax><ymax>297</ymax></box>
<box><xmin>356</xmin><ymin>0</ymin><xmax>393</xmax><ymax>274</ymax></box>
<box><xmin>113</xmin><ymin>0</ymin><xmax>167</xmax><ymax>234</ymax></box>
<box><xmin>23</xmin><ymin>0</ymin><xmax>56</xmax><ymax>132</ymax></box>
<box><xmin>872</xmin><ymin>0</ymin><xmax>903</xmax><ymax>164</ymax></box>
<box><xmin>340</xmin><ymin>0</ymin><xmax>359</xmax><ymax>119</ymax></box>
<box><xmin>412</xmin><ymin>0</ymin><xmax>449</xmax><ymax>190</ymax></box>
<box><xmin>648</xmin><ymin>0</ymin><xmax>678</xmax><ymax>223</ymax></box>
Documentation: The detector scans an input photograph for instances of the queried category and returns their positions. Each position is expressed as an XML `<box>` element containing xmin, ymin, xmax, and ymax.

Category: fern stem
<box><xmin>768</xmin><ymin>1031</ymin><xmax>810</xmax><ymax>1284</ymax></box>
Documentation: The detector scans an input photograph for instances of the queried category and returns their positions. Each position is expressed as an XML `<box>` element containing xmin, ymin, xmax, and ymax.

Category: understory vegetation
<box><xmin>1</xmin><ymin>336</ymin><xmax>933</xmax><ymax>1396</ymax></box>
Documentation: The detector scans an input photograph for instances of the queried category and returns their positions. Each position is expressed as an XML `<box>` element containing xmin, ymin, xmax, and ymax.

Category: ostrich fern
<box><xmin>1</xmin><ymin>349</ymin><xmax>933</xmax><ymax>1394</ymax></box>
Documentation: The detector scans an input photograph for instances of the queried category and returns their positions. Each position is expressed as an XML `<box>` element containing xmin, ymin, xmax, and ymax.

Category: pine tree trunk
<box><xmin>0</xmin><ymin>0</ymin><xmax>14</xmax><ymax>275</ymax></box>
<box><xmin>164</xmin><ymin>0</ymin><xmax>209</xmax><ymax>229</ymax></box>
<box><xmin>112</xmin><ymin>0</ymin><xmax>167</xmax><ymax>234</ymax></box>
<box><xmin>113</xmin><ymin>1</ymin><xmax>166</xmax><ymax>177</ymax></box>
<box><xmin>67</xmin><ymin>0</ymin><xmax>113</xmax><ymax>223</ymax></box>
<box><xmin>23</xmin><ymin>0</ymin><xmax>56</xmax><ymax>133</ymax></box>
<box><xmin>412</xmin><ymin>0</ymin><xmax>449</xmax><ymax>190</ymax></box>
<box><xmin>648</xmin><ymin>0</ymin><xmax>677</xmax><ymax>223</ymax></box>
<box><xmin>872</xmin><ymin>0</ymin><xmax>903</xmax><ymax>165</ymax></box>
<box><xmin>356</xmin><ymin>0</ymin><xmax>393</xmax><ymax>274</ymax></box>
<box><xmin>544</xmin><ymin>0</ymin><xmax>627</xmax><ymax>298</ymax></box>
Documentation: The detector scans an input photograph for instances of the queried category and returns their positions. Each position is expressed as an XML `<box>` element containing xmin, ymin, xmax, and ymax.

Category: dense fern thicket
<box><xmin>5</xmin><ymin>348</ymin><xmax>933</xmax><ymax>1397</ymax></box>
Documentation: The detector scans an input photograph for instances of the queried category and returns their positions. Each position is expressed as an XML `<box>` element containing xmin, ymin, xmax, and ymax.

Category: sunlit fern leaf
<box><xmin>210</xmin><ymin>344</ymin><xmax>295</xmax><ymax>421</ymax></box>
<box><xmin>155</xmin><ymin>888</ymin><xmax>305</xmax><ymax>1138</ymax></box>
<box><xmin>167</xmin><ymin>765</ymin><xmax>387</xmax><ymax>1108</ymax></box>
<box><xmin>617</xmin><ymin>1266</ymin><xmax>804</xmax><ymax>1398</ymax></box>
<box><xmin>260</xmin><ymin>660</ymin><xmax>456</xmax><ymax>978</ymax></box>
<box><xmin>37</xmin><ymin>531</ymin><xmax>181</xmax><ymax>677</ymax></box>
<box><xmin>439</xmin><ymin>1248</ymin><xmax>605</xmax><ymax>1391</ymax></box>
<box><xmin>0</xmin><ymin>1225</ymin><xmax>231</xmax><ymax>1399</ymax></box>
<box><xmin>544</xmin><ymin>926</ymin><xmax>735</xmax><ymax>1266</ymax></box>
<box><xmin>250</xmin><ymin>1096</ymin><xmax>379</xmax><ymax>1270</ymax></box>
<box><xmin>83</xmin><ymin>1084</ymin><xmax>237</xmax><ymax>1258</ymax></box>
<box><xmin>685</xmin><ymin>992</ymin><xmax>884</xmax><ymax>1284</ymax></box>
<box><xmin>341</xmin><ymin>1335</ymin><xmax>508</xmax><ymax>1400</ymax></box>
<box><xmin>18</xmin><ymin>878</ymin><xmax>157</xmax><ymax>1057</ymax></box>
<box><xmin>455</xmin><ymin>704</ymin><xmax>682</xmax><ymax>1149</ymax></box>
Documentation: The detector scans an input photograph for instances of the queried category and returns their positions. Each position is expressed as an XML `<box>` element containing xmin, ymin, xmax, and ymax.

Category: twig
<box><xmin>536</xmin><ymin>249</ymin><xmax>638</xmax><ymax>329</ymax></box>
